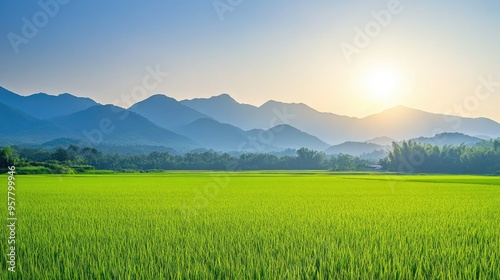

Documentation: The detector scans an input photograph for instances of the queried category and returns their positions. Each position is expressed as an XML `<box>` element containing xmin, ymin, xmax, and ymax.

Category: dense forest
<box><xmin>0</xmin><ymin>146</ymin><xmax>369</xmax><ymax>174</ymax></box>
<box><xmin>381</xmin><ymin>140</ymin><xmax>500</xmax><ymax>174</ymax></box>
<box><xmin>1</xmin><ymin>139</ymin><xmax>499</xmax><ymax>174</ymax></box>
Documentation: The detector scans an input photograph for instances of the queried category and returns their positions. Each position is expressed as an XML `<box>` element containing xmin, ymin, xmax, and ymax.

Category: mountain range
<box><xmin>1</xmin><ymin>86</ymin><xmax>499</xmax><ymax>155</ymax></box>
<box><xmin>129</xmin><ymin>94</ymin><xmax>212</xmax><ymax>129</ymax></box>
<box><xmin>410</xmin><ymin>133</ymin><xmax>484</xmax><ymax>147</ymax></box>
<box><xmin>0</xmin><ymin>101</ymin><xmax>76</xmax><ymax>145</ymax></box>
<box><xmin>50</xmin><ymin>104</ymin><xmax>198</xmax><ymax>150</ymax></box>
<box><xmin>0</xmin><ymin>86</ymin><xmax>98</xmax><ymax>119</ymax></box>
<box><xmin>181</xmin><ymin>94</ymin><xmax>500</xmax><ymax>144</ymax></box>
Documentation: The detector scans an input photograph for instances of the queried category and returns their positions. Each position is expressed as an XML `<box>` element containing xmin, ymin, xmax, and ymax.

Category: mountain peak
<box><xmin>0</xmin><ymin>87</ymin><xmax>98</xmax><ymax>119</ymax></box>
<box><xmin>367</xmin><ymin>105</ymin><xmax>424</xmax><ymax>119</ymax></box>
<box><xmin>270</xmin><ymin>124</ymin><xmax>296</xmax><ymax>130</ymax></box>
<box><xmin>365</xmin><ymin>136</ymin><xmax>396</xmax><ymax>146</ymax></box>
<box><xmin>58</xmin><ymin>93</ymin><xmax>84</xmax><ymax>99</ymax></box>
<box><xmin>260</xmin><ymin>100</ymin><xmax>314</xmax><ymax>111</ymax></box>
<box><xmin>260</xmin><ymin>100</ymin><xmax>276</xmax><ymax>107</ymax></box>
<box><xmin>144</xmin><ymin>94</ymin><xmax>177</xmax><ymax>102</ymax></box>
<box><xmin>129</xmin><ymin>94</ymin><xmax>212</xmax><ymax>129</ymax></box>
<box><xmin>260</xmin><ymin>100</ymin><xmax>288</xmax><ymax>107</ymax></box>
<box><xmin>184</xmin><ymin>93</ymin><xmax>239</xmax><ymax>104</ymax></box>
<box><xmin>212</xmin><ymin>93</ymin><xmax>236</xmax><ymax>102</ymax></box>
<box><xmin>386</xmin><ymin>105</ymin><xmax>412</xmax><ymax>112</ymax></box>
<box><xmin>129</xmin><ymin>94</ymin><xmax>182</xmax><ymax>109</ymax></box>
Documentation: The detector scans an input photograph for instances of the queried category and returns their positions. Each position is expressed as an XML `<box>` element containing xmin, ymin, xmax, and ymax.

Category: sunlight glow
<box><xmin>366</xmin><ymin>68</ymin><xmax>400</xmax><ymax>99</ymax></box>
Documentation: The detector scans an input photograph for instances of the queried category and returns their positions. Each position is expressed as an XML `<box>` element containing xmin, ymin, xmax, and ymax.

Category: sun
<box><xmin>366</xmin><ymin>68</ymin><xmax>399</xmax><ymax>99</ymax></box>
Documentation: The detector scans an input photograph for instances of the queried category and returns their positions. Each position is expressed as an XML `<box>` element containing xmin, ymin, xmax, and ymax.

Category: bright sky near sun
<box><xmin>1</xmin><ymin>0</ymin><xmax>499</xmax><ymax>121</ymax></box>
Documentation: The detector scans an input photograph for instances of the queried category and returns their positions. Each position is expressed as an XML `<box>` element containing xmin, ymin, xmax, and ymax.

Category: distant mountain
<box><xmin>172</xmin><ymin>119</ymin><xmax>330</xmax><ymax>152</ymax></box>
<box><xmin>410</xmin><ymin>132</ymin><xmax>484</xmax><ymax>147</ymax></box>
<box><xmin>172</xmin><ymin>118</ymin><xmax>250</xmax><ymax>151</ymax></box>
<box><xmin>246</xmin><ymin>124</ymin><xmax>331</xmax><ymax>151</ymax></box>
<box><xmin>0</xmin><ymin>86</ymin><xmax>98</xmax><ymax>119</ymax></box>
<box><xmin>0</xmin><ymin>101</ymin><xmax>76</xmax><ymax>145</ymax></box>
<box><xmin>40</xmin><ymin>138</ymin><xmax>83</xmax><ymax>147</ymax></box>
<box><xmin>181</xmin><ymin>94</ymin><xmax>260</xmax><ymax>130</ymax></box>
<box><xmin>365</xmin><ymin>136</ymin><xmax>396</xmax><ymax>146</ymax></box>
<box><xmin>257</xmin><ymin>101</ymin><xmax>356</xmax><ymax>144</ymax></box>
<box><xmin>358</xmin><ymin>106</ymin><xmax>500</xmax><ymax>141</ymax></box>
<box><xmin>181</xmin><ymin>94</ymin><xmax>356</xmax><ymax>143</ymax></box>
<box><xmin>3</xmin><ymin>87</ymin><xmax>500</xmax><ymax>154</ymax></box>
<box><xmin>325</xmin><ymin>141</ymin><xmax>386</xmax><ymax>156</ymax></box>
<box><xmin>129</xmin><ymin>94</ymin><xmax>212</xmax><ymax>129</ymax></box>
<box><xmin>181</xmin><ymin>95</ymin><xmax>500</xmax><ymax>143</ymax></box>
<box><xmin>51</xmin><ymin>105</ymin><xmax>199</xmax><ymax>150</ymax></box>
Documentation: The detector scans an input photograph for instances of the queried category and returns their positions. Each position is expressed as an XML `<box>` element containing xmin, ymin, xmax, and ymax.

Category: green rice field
<box><xmin>1</xmin><ymin>172</ymin><xmax>499</xmax><ymax>279</ymax></box>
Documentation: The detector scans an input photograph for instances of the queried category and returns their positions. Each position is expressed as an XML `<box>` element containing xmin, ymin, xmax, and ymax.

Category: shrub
<box><xmin>16</xmin><ymin>166</ymin><xmax>54</xmax><ymax>174</ymax></box>
<box><xmin>72</xmin><ymin>165</ymin><xmax>95</xmax><ymax>174</ymax></box>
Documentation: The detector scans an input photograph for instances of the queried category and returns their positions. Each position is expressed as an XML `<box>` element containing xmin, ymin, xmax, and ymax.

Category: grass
<box><xmin>1</xmin><ymin>172</ymin><xmax>499</xmax><ymax>279</ymax></box>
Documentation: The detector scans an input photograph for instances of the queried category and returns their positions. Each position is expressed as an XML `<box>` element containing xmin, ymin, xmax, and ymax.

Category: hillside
<box><xmin>51</xmin><ymin>105</ymin><xmax>199</xmax><ymax>151</ymax></box>
<box><xmin>129</xmin><ymin>94</ymin><xmax>212</xmax><ymax>129</ymax></box>
<box><xmin>0</xmin><ymin>101</ymin><xmax>76</xmax><ymax>145</ymax></box>
<box><xmin>0</xmin><ymin>86</ymin><xmax>98</xmax><ymax>119</ymax></box>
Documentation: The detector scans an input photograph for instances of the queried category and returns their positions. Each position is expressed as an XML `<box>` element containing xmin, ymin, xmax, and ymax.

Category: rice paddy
<box><xmin>1</xmin><ymin>172</ymin><xmax>499</xmax><ymax>279</ymax></box>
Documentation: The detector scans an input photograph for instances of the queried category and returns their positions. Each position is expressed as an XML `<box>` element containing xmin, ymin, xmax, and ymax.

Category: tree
<box><xmin>296</xmin><ymin>148</ymin><xmax>326</xmax><ymax>169</ymax></box>
<box><xmin>81</xmin><ymin>147</ymin><xmax>101</xmax><ymax>166</ymax></box>
<box><xmin>382</xmin><ymin>139</ymin><xmax>500</xmax><ymax>174</ymax></box>
<box><xmin>331</xmin><ymin>154</ymin><xmax>356</xmax><ymax>171</ymax></box>
<box><xmin>50</xmin><ymin>148</ymin><xmax>71</xmax><ymax>162</ymax></box>
<box><xmin>0</xmin><ymin>146</ymin><xmax>17</xmax><ymax>168</ymax></box>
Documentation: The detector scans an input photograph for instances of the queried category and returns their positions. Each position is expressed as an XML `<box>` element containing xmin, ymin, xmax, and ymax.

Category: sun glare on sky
<box><xmin>366</xmin><ymin>67</ymin><xmax>400</xmax><ymax>100</ymax></box>
<box><xmin>1</xmin><ymin>1</ymin><xmax>500</xmax><ymax>121</ymax></box>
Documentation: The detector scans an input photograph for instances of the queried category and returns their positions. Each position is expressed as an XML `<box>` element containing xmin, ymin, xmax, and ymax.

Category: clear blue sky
<box><xmin>1</xmin><ymin>0</ymin><xmax>500</xmax><ymax>121</ymax></box>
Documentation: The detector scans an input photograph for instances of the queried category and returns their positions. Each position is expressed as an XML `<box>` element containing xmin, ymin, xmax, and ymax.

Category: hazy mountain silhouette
<box><xmin>40</xmin><ymin>138</ymin><xmax>85</xmax><ymax>147</ymax></box>
<box><xmin>245</xmin><ymin>124</ymin><xmax>331</xmax><ymax>151</ymax></box>
<box><xmin>358</xmin><ymin>105</ymin><xmax>500</xmax><ymax>141</ymax></box>
<box><xmin>365</xmin><ymin>136</ymin><xmax>396</xmax><ymax>146</ymax></box>
<box><xmin>181</xmin><ymin>95</ymin><xmax>356</xmax><ymax>143</ymax></box>
<box><xmin>129</xmin><ymin>94</ymin><xmax>212</xmax><ymax>129</ymax></box>
<box><xmin>325</xmin><ymin>141</ymin><xmax>386</xmax><ymax>156</ymax></box>
<box><xmin>51</xmin><ymin>105</ymin><xmax>199</xmax><ymax>150</ymax></box>
<box><xmin>182</xmin><ymin>94</ymin><xmax>500</xmax><ymax>143</ymax></box>
<box><xmin>323</xmin><ymin>133</ymin><xmax>483</xmax><ymax>157</ymax></box>
<box><xmin>0</xmin><ymin>101</ymin><xmax>76</xmax><ymax>145</ymax></box>
<box><xmin>181</xmin><ymin>94</ymin><xmax>260</xmax><ymax>130</ymax></box>
<box><xmin>3</xmin><ymin>87</ymin><xmax>500</xmax><ymax>152</ymax></box>
<box><xmin>172</xmin><ymin>118</ymin><xmax>250</xmax><ymax>151</ymax></box>
<box><xmin>173</xmin><ymin>119</ymin><xmax>328</xmax><ymax>152</ymax></box>
<box><xmin>0</xmin><ymin>86</ymin><xmax>98</xmax><ymax>119</ymax></box>
<box><xmin>410</xmin><ymin>132</ymin><xmax>483</xmax><ymax>147</ymax></box>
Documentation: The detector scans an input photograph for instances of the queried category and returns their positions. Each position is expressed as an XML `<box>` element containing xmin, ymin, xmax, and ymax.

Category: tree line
<box><xmin>2</xmin><ymin>139</ymin><xmax>499</xmax><ymax>174</ymax></box>
<box><xmin>380</xmin><ymin>140</ymin><xmax>500</xmax><ymax>174</ymax></box>
<box><xmin>0</xmin><ymin>146</ymin><xmax>369</xmax><ymax>174</ymax></box>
